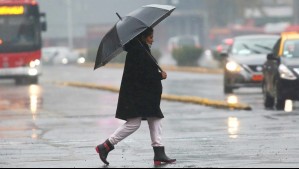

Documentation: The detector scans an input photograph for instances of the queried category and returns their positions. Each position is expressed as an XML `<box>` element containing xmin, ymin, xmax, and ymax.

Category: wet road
<box><xmin>1</xmin><ymin>65</ymin><xmax>299</xmax><ymax>168</ymax></box>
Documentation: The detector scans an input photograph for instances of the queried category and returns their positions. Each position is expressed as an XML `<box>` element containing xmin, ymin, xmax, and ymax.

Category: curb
<box><xmin>81</xmin><ymin>63</ymin><xmax>223</xmax><ymax>74</ymax></box>
<box><xmin>56</xmin><ymin>82</ymin><xmax>252</xmax><ymax>111</ymax></box>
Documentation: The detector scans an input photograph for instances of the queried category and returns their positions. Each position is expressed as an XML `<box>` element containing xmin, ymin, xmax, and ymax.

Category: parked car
<box><xmin>167</xmin><ymin>35</ymin><xmax>201</xmax><ymax>53</ymax></box>
<box><xmin>222</xmin><ymin>35</ymin><xmax>280</xmax><ymax>94</ymax></box>
<box><xmin>42</xmin><ymin>47</ymin><xmax>85</xmax><ymax>65</ymax></box>
<box><xmin>263</xmin><ymin>32</ymin><xmax>299</xmax><ymax>110</ymax></box>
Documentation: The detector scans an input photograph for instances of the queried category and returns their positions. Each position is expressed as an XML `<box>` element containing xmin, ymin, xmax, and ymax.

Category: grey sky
<box><xmin>37</xmin><ymin>0</ymin><xmax>165</xmax><ymax>38</ymax></box>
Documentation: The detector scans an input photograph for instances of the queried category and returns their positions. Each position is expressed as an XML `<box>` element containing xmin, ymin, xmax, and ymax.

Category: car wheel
<box><xmin>15</xmin><ymin>77</ymin><xmax>38</xmax><ymax>85</ymax></box>
<box><xmin>264</xmin><ymin>93</ymin><xmax>274</xmax><ymax>109</ymax></box>
<box><xmin>275</xmin><ymin>81</ymin><xmax>285</xmax><ymax>110</ymax></box>
<box><xmin>224</xmin><ymin>86</ymin><xmax>233</xmax><ymax>94</ymax></box>
<box><xmin>263</xmin><ymin>83</ymin><xmax>274</xmax><ymax>109</ymax></box>
<box><xmin>224</xmin><ymin>75</ymin><xmax>233</xmax><ymax>94</ymax></box>
<box><xmin>15</xmin><ymin>78</ymin><xmax>24</xmax><ymax>85</ymax></box>
<box><xmin>29</xmin><ymin>77</ymin><xmax>39</xmax><ymax>85</ymax></box>
<box><xmin>264</xmin><ymin>92</ymin><xmax>275</xmax><ymax>109</ymax></box>
<box><xmin>276</xmin><ymin>98</ymin><xmax>286</xmax><ymax>110</ymax></box>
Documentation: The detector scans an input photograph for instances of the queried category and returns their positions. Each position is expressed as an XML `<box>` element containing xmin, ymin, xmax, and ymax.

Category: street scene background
<box><xmin>1</xmin><ymin>0</ymin><xmax>299</xmax><ymax>168</ymax></box>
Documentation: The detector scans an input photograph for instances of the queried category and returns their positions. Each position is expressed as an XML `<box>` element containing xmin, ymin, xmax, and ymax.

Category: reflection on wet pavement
<box><xmin>31</xmin><ymin>128</ymin><xmax>38</xmax><ymax>139</ymax></box>
<box><xmin>227</xmin><ymin>117</ymin><xmax>240</xmax><ymax>139</ymax></box>
<box><xmin>0</xmin><ymin>84</ymin><xmax>43</xmax><ymax>140</ymax></box>
<box><xmin>227</xmin><ymin>95</ymin><xmax>239</xmax><ymax>105</ymax></box>
<box><xmin>0</xmin><ymin>84</ymin><xmax>43</xmax><ymax>118</ymax></box>
<box><xmin>29</xmin><ymin>85</ymin><xmax>42</xmax><ymax>120</ymax></box>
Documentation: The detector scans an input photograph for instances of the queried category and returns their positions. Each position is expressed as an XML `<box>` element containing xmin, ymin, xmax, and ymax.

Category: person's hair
<box><xmin>138</xmin><ymin>27</ymin><xmax>154</xmax><ymax>42</ymax></box>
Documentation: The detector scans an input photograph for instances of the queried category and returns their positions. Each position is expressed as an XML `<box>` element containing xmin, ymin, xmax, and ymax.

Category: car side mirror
<box><xmin>41</xmin><ymin>22</ymin><xmax>47</xmax><ymax>32</ymax></box>
<box><xmin>267</xmin><ymin>53</ymin><xmax>277</xmax><ymax>61</ymax></box>
<box><xmin>40</xmin><ymin>13</ymin><xmax>47</xmax><ymax>32</ymax></box>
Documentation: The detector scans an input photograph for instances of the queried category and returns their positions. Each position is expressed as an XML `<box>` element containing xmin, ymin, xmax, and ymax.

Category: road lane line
<box><xmin>56</xmin><ymin>81</ymin><xmax>252</xmax><ymax>111</ymax></box>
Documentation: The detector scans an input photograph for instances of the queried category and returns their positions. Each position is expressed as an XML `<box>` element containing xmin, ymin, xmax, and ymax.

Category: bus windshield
<box><xmin>0</xmin><ymin>15</ymin><xmax>40</xmax><ymax>52</ymax></box>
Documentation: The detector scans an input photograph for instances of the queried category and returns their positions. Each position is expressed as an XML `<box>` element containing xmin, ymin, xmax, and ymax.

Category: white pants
<box><xmin>108</xmin><ymin>117</ymin><xmax>163</xmax><ymax>147</ymax></box>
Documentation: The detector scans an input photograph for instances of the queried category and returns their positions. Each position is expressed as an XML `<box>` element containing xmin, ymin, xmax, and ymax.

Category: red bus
<box><xmin>0</xmin><ymin>0</ymin><xmax>46</xmax><ymax>85</ymax></box>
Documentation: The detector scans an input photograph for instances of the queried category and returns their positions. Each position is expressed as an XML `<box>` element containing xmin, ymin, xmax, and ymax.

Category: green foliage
<box><xmin>212</xmin><ymin>50</ymin><xmax>222</xmax><ymax>61</ymax></box>
<box><xmin>172</xmin><ymin>47</ymin><xmax>203</xmax><ymax>66</ymax></box>
<box><xmin>212</xmin><ymin>50</ymin><xmax>226</xmax><ymax>68</ymax></box>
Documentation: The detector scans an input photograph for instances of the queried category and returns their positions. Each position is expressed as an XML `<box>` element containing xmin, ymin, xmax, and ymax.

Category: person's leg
<box><xmin>109</xmin><ymin>117</ymin><xmax>142</xmax><ymax>145</ymax></box>
<box><xmin>96</xmin><ymin>117</ymin><xmax>142</xmax><ymax>165</ymax></box>
<box><xmin>147</xmin><ymin>117</ymin><xmax>176</xmax><ymax>166</ymax></box>
<box><xmin>147</xmin><ymin>117</ymin><xmax>163</xmax><ymax>147</ymax></box>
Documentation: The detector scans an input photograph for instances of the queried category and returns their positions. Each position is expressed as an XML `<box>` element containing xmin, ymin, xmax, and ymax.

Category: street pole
<box><xmin>203</xmin><ymin>11</ymin><xmax>210</xmax><ymax>48</ymax></box>
<box><xmin>67</xmin><ymin>0</ymin><xmax>73</xmax><ymax>50</ymax></box>
<box><xmin>294</xmin><ymin>0</ymin><xmax>299</xmax><ymax>25</ymax></box>
<box><xmin>201</xmin><ymin>1</ymin><xmax>210</xmax><ymax>48</ymax></box>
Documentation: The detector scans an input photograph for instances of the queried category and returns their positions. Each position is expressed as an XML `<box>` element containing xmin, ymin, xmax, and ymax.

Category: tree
<box><xmin>205</xmin><ymin>0</ymin><xmax>263</xmax><ymax>27</ymax></box>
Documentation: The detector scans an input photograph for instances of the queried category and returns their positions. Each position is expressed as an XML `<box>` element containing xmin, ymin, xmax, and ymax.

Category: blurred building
<box><xmin>165</xmin><ymin>0</ymin><xmax>209</xmax><ymax>47</ymax></box>
<box><xmin>294</xmin><ymin>0</ymin><xmax>299</xmax><ymax>24</ymax></box>
<box><xmin>37</xmin><ymin>0</ymin><xmax>164</xmax><ymax>49</ymax></box>
<box><xmin>207</xmin><ymin>0</ymin><xmax>295</xmax><ymax>47</ymax></box>
<box><xmin>37</xmin><ymin>0</ymin><xmax>297</xmax><ymax>50</ymax></box>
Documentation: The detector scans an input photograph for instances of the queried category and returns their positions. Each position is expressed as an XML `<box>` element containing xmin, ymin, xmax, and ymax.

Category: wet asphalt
<box><xmin>0</xmin><ymin>65</ymin><xmax>299</xmax><ymax>168</ymax></box>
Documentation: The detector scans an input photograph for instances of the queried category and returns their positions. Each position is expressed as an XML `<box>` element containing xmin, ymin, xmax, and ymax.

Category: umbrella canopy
<box><xmin>94</xmin><ymin>4</ymin><xmax>176</xmax><ymax>70</ymax></box>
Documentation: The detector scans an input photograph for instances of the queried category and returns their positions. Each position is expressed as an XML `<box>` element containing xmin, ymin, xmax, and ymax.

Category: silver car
<box><xmin>223</xmin><ymin>35</ymin><xmax>280</xmax><ymax>94</ymax></box>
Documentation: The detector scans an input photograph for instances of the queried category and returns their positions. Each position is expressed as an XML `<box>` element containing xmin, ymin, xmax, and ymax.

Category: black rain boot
<box><xmin>95</xmin><ymin>139</ymin><xmax>115</xmax><ymax>165</ymax></box>
<box><xmin>153</xmin><ymin>146</ymin><xmax>176</xmax><ymax>166</ymax></box>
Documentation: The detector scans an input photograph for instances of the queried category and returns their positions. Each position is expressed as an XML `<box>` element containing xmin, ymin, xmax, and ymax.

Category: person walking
<box><xmin>95</xmin><ymin>27</ymin><xmax>176</xmax><ymax>166</ymax></box>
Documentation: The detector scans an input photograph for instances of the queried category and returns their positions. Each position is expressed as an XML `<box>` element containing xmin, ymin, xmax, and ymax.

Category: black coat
<box><xmin>115</xmin><ymin>40</ymin><xmax>164</xmax><ymax>121</ymax></box>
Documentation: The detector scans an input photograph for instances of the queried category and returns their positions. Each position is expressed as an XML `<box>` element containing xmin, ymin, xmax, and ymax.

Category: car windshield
<box><xmin>232</xmin><ymin>38</ymin><xmax>278</xmax><ymax>56</ymax></box>
<box><xmin>283</xmin><ymin>40</ymin><xmax>299</xmax><ymax>59</ymax></box>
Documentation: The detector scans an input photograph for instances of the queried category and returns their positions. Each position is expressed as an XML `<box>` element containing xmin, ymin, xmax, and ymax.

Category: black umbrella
<box><xmin>94</xmin><ymin>4</ymin><xmax>176</xmax><ymax>70</ymax></box>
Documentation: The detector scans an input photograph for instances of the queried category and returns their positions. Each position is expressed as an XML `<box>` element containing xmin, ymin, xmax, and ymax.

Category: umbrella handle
<box><xmin>116</xmin><ymin>13</ymin><xmax>122</xmax><ymax>20</ymax></box>
<box><xmin>156</xmin><ymin>63</ymin><xmax>164</xmax><ymax>72</ymax></box>
<box><xmin>137</xmin><ymin>40</ymin><xmax>164</xmax><ymax>72</ymax></box>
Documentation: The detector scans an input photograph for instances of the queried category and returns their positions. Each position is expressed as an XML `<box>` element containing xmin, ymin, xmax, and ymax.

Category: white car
<box><xmin>42</xmin><ymin>47</ymin><xmax>85</xmax><ymax>65</ymax></box>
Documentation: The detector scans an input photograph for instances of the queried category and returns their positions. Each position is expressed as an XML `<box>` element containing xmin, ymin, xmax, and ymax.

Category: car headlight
<box><xmin>226</xmin><ymin>61</ymin><xmax>242</xmax><ymax>72</ymax></box>
<box><xmin>279</xmin><ymin>64</ymin><xmax>297</xmax><ymax>80</ymax></box>
<box><xmin>29</xmin><ymin>59</ymin><xmax>41</xmax><ymax>68</ymax></box>
<box><xmin>77</xmin><ymin>57</ymin><xmax>86</xmax><ymax>64</ymax></box>
<box><xmin>28</xmin><ymin>68</ymin><xmax>38</xmax><ymax>76</ymax></box>
<box><xmin>62</xmin><ymin>58</ymin><xmax>69</xmax><ymax>64</ymax></box>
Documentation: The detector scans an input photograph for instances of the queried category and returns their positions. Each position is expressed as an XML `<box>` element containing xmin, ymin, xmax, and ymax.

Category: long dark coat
<box><xmin>115</xmin><ymin>40</ymin><xmax>164</xmax><ymax>121</ymax></box>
